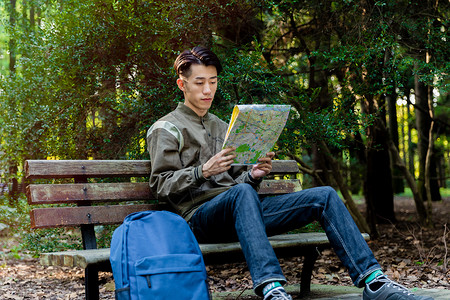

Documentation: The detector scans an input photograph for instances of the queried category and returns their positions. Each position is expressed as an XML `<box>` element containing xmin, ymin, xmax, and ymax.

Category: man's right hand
<box><xmin>202</xmin><ymin>147</ymin><xmax>236</xmax><ymax>178</ymax></box>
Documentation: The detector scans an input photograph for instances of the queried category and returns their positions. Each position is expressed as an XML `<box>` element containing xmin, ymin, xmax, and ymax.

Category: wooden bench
<box><xmin>25</xmin><ymin>159</ymin><xmax>369</xmax><ymax>300</ymax></box>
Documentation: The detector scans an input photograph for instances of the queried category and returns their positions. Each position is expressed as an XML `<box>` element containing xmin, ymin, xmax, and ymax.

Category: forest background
<box><xmin>0</xmin><ymin>0</ymin><xmax>448</xmax><ymax>253</ymax></box>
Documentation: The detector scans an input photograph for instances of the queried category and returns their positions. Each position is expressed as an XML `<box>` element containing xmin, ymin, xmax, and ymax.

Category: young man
<box><xmin>146</xmin><ymin>46</ymin><xmax>433</xmax><ymax>300</ymax></box>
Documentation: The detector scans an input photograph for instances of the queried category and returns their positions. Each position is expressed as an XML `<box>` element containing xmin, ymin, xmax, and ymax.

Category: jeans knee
<box><xmin>230</xmin><ymin>183</ymin><xmax>258</xmax><ymax>199</ymax></box>
<box><xmin>322</xmin><ymin>186</ymin><xmax>338</xmax><ymax>198</ymax></box>
<box><xmin>230</xmin><ymin>183</ymin><xmax>260</xmax><ymax>210</ymax></box>
<box><xmin>232</xmin><ymin>182</ymin><xmax>256</xmax><ymax>193</ymax></box>
<box><xmin>320</xmin><ymin>186</ymin><xmax>345</xmax><ymax>209</ymax></box>
<box><xmin>307</xmin><ymin>186</ymin><xmax>339</xmax><ymax>207</ymax></box>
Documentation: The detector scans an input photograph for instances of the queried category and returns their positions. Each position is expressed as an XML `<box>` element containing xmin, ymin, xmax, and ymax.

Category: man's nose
<box><xmin>203</xmin><ymin>83</ymin><xmax>212</xmax><ymax>94</ymax></box>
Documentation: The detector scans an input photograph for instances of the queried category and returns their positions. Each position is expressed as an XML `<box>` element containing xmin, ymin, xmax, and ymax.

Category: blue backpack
<box><xmin>110</xmin><ymin>210</ymin><xmax>210</xmax><ymax>300</ymax></box>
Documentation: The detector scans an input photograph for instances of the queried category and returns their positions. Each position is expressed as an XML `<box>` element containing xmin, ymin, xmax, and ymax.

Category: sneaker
<box><xmin>363</xmin><ymin>275</ymin><xmax>434</xmax><ymax>300</ymax></box>
<box><xmin>263</xmin><ymin>286</ymin><xmax>293</xmax><ymax>300</ymax></box>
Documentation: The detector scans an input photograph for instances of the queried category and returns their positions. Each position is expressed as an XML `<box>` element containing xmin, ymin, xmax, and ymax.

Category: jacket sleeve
<box><xmin>147</xmin><ymin>126</ymin><xmax>207</xmax><ymax>200</ymax></box>
<box><xmin>232</xmin><ymin>167</ymin><xmax>263</xmax><ymax>190</ymax></box>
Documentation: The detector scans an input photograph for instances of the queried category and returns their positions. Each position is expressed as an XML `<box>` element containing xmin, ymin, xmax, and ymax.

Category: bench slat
<box><xmin>27</xmin><ymin>180</ymin><xmax>301</xmax><ymax>205</ymax></box>
<box><xmin>259</xmin><ymin>179</ymin><xmax>302</xmax><ymax>195</ymax></box>
<box><xmin>39</xmin><ymin>233</ymin><xmax>371</xmax><ymax>268</ymax></box>
<box><xmin>27</xmin><ymin>182</ymin><xmax>155</xmax><ymax>204</ymax></box>
<box><xmin>40</xmin><ymin>248</ymin><xmax>110</xmax><ymax>269</ymax></box>
<box><xmin>271</xmin><ymin>160</ymin><xmax>299</xmax><ymax>174</ymax></box>
<box><xmin>30</xmin><ymin>204</ymin><xmax>161</xmax><ymax>229</ymax></box>
<box><xmin>25</xmin><ymin>160</ymin><xmax>299</xmax><ymax>179</ymax></box>
<box><xmin>25</xmin><ymin>160</ymin><xmax>151</xmax><ymax>179</ymax></box>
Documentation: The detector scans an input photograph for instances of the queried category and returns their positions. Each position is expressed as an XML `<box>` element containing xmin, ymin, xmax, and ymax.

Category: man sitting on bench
<box><xmin>146</xmin><ymin>46</ymin><xmax>433</xmax><ymax>300</ymax></box>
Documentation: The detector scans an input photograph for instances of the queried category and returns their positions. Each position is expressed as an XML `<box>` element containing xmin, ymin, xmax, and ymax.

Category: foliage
<box><xmin>0</xmin><ymin>0</ymin><xmax>448</xmax><ymax>248</ymax></box>
<box><xmin>0</xmin><ymin>195</ymin><xmax>75</xmax><ymax>256</ymax></box>
<box><xmin>23</xmin><ymin>228</ymin><xmax>81</xmax><ymax>257</ymax></box>
<box><xmin>1</xmin><ymin>0</ymin><xmax>236</xmax><ymax>166</ymax></box>
<box><xmin>213</xmin><ymin>44</ymin><xmax>290</xmax><ymax>120</ymax></box>
<box><xmin>0</xmin><ymin>193</ymin><xmax>117</xmax><ymax>256</ymax></box>
<box><xmin>0</xmin><ymin>0</ymin><xmax>447</xmax><ymax>164</ymax></box>
<box><xmin>0</xmin><ymin>0</ymin><xmax>403</xmax><ymax>168</ymax></box>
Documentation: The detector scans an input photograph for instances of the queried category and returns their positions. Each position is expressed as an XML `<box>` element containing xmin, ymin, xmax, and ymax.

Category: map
<box><xmin>222</xmin><ymin>104</ymin><xmax>291</xmax><ymax>164</ymax></box>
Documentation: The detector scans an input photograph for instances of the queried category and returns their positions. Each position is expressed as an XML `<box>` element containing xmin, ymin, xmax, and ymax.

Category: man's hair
<box><xmin>174</xmin><ymin>46</ymin><xmax>223</xmax><ymax>77</ymax></box>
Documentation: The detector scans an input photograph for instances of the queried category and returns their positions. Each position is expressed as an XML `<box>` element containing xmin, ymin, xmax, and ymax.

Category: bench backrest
<box><xmin>25</xmin><ymin>160</ymin><xmax>301</xmax><ymax>249</ymax></box>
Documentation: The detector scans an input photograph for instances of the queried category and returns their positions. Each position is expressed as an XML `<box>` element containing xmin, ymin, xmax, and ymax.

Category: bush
<box><xmin>0</xmin><ymin>194</ymin><xmax>116</xmax><ymax>258</ymax></box>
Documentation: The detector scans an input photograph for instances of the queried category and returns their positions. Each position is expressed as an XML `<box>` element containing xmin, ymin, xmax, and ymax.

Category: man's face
<box><xmin>177</xmin><ymin>64</ymin><xmax>218</xmax><ymax>117</ymax></box>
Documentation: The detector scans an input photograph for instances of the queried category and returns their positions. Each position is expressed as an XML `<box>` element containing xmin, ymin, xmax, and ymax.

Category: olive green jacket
<box><xmin>146</xmin><ymin>103</ymin><xmax>261</xmax><ymax>220</ymax></box>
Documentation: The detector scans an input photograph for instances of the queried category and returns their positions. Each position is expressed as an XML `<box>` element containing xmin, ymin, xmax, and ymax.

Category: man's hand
<box><xmin>202</xmin><ymin>147</ymin><xmax>236</xmax><ymax>178</ymax></box>
<box><xmin>250</xmin><ymin>152</ymin><xmax>275</xmax><ymax>180</ymax></box>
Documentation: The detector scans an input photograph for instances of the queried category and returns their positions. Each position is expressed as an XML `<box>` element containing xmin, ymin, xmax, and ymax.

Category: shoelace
<box><xmin>385</xmin><ymin>281</ymin><xmax>413</xmax><ymax>296</ymax></box>
<box><xmin>374</xmin><ymin>276</ymin><xmax>413</xmax><ymax>296</ymax></box>
<box><xmin>264</xmin><ymin>288</ymin><xmax>292</xmax><ymax>300</ymax></box>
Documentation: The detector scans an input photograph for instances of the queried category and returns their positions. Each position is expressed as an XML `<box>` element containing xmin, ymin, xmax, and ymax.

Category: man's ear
<box><xmin>176</xmin><ymin>78</ymin><xmax>185</xmax><ymax>92</ymax></box>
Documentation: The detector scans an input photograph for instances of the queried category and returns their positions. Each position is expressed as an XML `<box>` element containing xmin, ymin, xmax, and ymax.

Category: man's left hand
<box><xmin>250</xmin><ymin>152</ymin><xmax>275</xmax><ymax>180</ymax></box>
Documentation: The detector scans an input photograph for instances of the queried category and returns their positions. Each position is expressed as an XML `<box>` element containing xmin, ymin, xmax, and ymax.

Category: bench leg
<box><xmin>85</xmin><ymin>266</ymin><xmax>100</xmax><ymax>300</ymax></box>
<box><xmin>300</xmin><ymin>247</ymin><xmax>319</xmax><ymax>297</ymax></box>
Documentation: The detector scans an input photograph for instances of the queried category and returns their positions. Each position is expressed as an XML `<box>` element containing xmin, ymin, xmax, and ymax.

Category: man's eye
<box><xmin>196</xmin><ymin>82</ymin><xmax>204</xmax><ymax>85</ymax></box>
<box><xmin>210</xmin><ymin>81</ymin><xmax>217</xmax><ymax>85</ymax></box>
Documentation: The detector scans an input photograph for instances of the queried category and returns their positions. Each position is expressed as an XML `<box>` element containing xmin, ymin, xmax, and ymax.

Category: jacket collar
<box><xmin>176</xmin><ymin>102</ymin><xmax>211</xmax><ymax>122</ymax></box>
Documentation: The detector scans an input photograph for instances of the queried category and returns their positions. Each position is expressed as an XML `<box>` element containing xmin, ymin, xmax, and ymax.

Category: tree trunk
<box><xmin>347</xmin><ymin>132</ymin><xmax>367</xmax><ymax>195</ymax></box>
<box><xmin>8</xmin><ymin>165</ymin><xmax>19</xmax><ymax>206</ymax></box>
<box><xmin>30</xmin><ymin>5</ymin><xmax>35</xmax><ymax>28</ymax></box>
<box><xmin>414</xmin><ymin>70</ymin><xmax>441</xmax><ymax>202</ymax></box>
<box><xmin>311</xmin><ymin>145</ymin><xmax>332</xmax><ymax>186</ymax></box>
<box><xmin>376</xmin><ymin>117</ymin><xmax>431</xmax><ymax>226</ymax></box>
<box><xmin>306</xmin><ymin>2</ymin><xmax>334</xmax><ymax>187</ymax></box>
<box><xmin>363</xmin><ymin>98</ymin><xmax>396</xmax><ymax>225</ymax></box>
<box><xmin>424</xmin><ymin>81</ymin><xmax>436</xmax><ymax>222</ymax></box>
<box><xmin>385</xmin><ymin>49</ymin><xmax>404</xmax><ymax>194</ymax></box>
<box><xmin>406</xmin><ymin>92</ymin><xmax>415</xmax><ymax>176</ymax></box>
<box><xmin>9</xmin><ymin>0</ymin><xmax>17</xmax><ymax>73</ymax></box>
<box><xmin>7</xmin><ymin>0</ymin><xmax>18</xmax><ymax>205</ymax></box>
<box><xmin>387</xmin><ymin>138</ymin><xmax>432</xmax><ymax>227</ymax></box>
<box><xmin>319</xmin><ymin>142</ymin><xmax>372</xmax><ymax>235</ymax></box>
<box><xmin>387</xmin><ymin>92</ymin><xmax>405</xmax><ymax>195</ymax></box>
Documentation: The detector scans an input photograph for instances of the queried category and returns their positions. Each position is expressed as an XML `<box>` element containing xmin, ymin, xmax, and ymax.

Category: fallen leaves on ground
<box><xmin>0</xmin><ymin>197</ymin><xmax>448</xmax><ymax>299</ymax></box>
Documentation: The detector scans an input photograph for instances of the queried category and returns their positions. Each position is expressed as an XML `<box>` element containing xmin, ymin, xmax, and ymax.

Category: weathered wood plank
<box><xmin>25</xmin><ymin>159</ymin><xmax>298</xmax><ymax>179</ymax></box>
<box><xmin>40</xmin><ymin>248</ymin><xmax>110</xmax><ymax>269</ymax></box>
<box><xmin>258</xmin><ymin>179</ymin><xmax>302</xmax><ymax>195</ymax></box>
<box><xmin>270</xmin><ymin>160</ymin><xmax>299</xmax><ymax>174</ymax></box>
<box><xmin>25</xmin><ymin>160</ymin><xmax>151</xmax><ymax>179</ymax></box>
<box><xmin>26</xmin><ymin>180</ymin><xmax>300</xmax><ymax>205</ymax></box>
<box><xmin>30</xmin><ymin>204</ymin><xmax>162</xmax><ymax>228</ymax></box>
<box><xmin>39</xmin><ymin>233</ymin><xmax>370</xmax><ymax>268</ymax></box>
<box><xmin>27</xmin><ymin>182</ymin><xmax>155</xmax><ymax>204</ymax></box>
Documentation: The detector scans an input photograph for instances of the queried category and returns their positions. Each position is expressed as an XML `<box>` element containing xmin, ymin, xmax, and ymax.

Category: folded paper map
<box><xmin>222</xmin><ymin>104</ymin><xmax>291</xmax><ymax>164</ymax></box>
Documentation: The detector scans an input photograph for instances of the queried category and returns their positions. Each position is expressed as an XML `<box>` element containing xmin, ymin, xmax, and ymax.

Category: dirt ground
<box><xmin>1</xmin><ymin>196</ymin><xmax>449</xmax><ymax>299</ymax></box>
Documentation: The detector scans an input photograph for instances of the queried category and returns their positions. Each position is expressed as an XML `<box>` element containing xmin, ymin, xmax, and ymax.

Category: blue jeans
<box><xmin>188</xmin><ymin>183</ymin><xmax>381</xmax><ymax>295</ymax></box>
